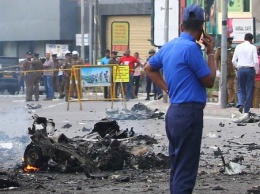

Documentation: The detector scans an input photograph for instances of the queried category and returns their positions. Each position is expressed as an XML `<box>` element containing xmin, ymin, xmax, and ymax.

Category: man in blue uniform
<box><xmin>144</xmin><ymin>4</ymin><xmax>216</xmax><ymax>194</ymax></box>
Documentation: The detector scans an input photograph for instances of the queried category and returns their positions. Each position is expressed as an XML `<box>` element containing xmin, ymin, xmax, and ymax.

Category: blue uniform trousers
<box><xmin>43</xmin><ymin>75</ymin><xmax>54</xmax><ymax>99</ymax></box>
<box><xmin>237</xmin><ymin>67</ymin><xmax>255</xmax><ymax>113</ymax></box>
<box><xmin>166</xmin><ymin>103</ymin><xmax>204</xmax><ymax>194</ymax></box>
<box><xmin>146</xmin><ymin>75</ymin><xmax>162</xmax><ymax>94</ymax></box>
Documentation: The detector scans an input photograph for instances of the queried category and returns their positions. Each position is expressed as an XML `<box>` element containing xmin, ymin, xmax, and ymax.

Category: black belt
<box><xmin>170</xmin><ymin>103</ymin><xmax>205</xmax><ymax>109</ymax></box>
<box><xmin>240</xmin><ymin>66</ymin><xmax>254</xmax><ymax>68</ymax></box>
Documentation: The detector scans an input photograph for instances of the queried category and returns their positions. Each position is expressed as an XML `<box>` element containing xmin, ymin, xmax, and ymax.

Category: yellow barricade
<box><xmin>67</xmin><ymin>65</ymin><xmax>127</xmax><ymax>111</ymax></box>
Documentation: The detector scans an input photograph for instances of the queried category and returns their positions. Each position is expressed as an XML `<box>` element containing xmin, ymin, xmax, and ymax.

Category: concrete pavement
<box><xmin>138</xmin><ymin>93</ymin><xmax>260</xmax><ymax>118</ymax></box>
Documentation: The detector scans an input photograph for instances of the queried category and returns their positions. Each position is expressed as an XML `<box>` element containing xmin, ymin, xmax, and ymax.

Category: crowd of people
<box><xmin>20</xmin><ymin>50</ymin><xmax>83</xmax><ymax>102</ymax></box>
<box><xmin>18</xmin><ymin>48</ymin><xmax>164</xmax><ymax>102</ymax></box>
<box><xmin>100</xmin><ymin>48</ymin><xmax>163</xmax><ymax>101</ymax></box>
<box><xmin>215</xmin><ymin>33</ymin><xmax>260</xmax><ymax>113</ymax></box>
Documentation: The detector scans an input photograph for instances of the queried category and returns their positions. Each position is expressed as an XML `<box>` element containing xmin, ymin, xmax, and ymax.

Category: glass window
<box><xmin>243</xmin><ymin>0</ymin><xmax>250</xmax><ymax>12</ymax></box>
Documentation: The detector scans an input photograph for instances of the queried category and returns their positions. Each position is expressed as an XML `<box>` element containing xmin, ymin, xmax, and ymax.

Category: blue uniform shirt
<box><xmin>149</xmin><ymin>32</ymin><xmax>210</xmax><ymax>104</ymax></box>
<box><xmin>101</xmin><ymin>57</ymin><xmax>110</xmax><ymax>65</ymax></box>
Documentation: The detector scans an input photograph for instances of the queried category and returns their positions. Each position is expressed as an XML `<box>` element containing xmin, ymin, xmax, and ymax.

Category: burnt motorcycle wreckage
<box><xmin>23</xmin><ymin>115</ymin><xmax>170</xmax><ymax>178</ymax></box>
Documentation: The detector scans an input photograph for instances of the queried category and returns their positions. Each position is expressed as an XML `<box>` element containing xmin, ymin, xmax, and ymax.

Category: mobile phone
<box><xmin>202</xmin><ymin>29</ymin><xmax>205</xmax><ymax>38</ymax></box>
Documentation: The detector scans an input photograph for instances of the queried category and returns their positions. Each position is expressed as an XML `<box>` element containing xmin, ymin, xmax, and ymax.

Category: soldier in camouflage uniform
<box><xmin>214</xmin><ymin>37</ymin><xmax>237</xmax><ymax>107</ymax></box>
<box><xmin>22</xmin><ymin>51</ymin><xmax>33</xmax><ymax>101</ymax></box>
<box><xmin>62</xmin><ymin>52</ymin><xmax>72</xmax><ymax>102</ymax></box>
<box><xmin>52</xmin><ymin>54</ymin><xmax>62</xmax><ymax>98</ymax></box>
<box><xmin>71</xmin><ymin>51</ymin><xmax>84</xmax><ymax>98</ymax></box>
<box><xmin>28</xmin><ymin>53</ymin><xmax>43</xmax><ymax>101</ymax></box>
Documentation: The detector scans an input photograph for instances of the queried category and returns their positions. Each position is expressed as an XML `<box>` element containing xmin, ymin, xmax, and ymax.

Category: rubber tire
<box><xmin>24</xmin><ymin>145</ymin><xmax>46</xmax><ymax>168</ymax></box>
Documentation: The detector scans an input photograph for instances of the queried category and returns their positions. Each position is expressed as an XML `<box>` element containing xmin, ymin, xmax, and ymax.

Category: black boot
<box><xmin>145</xmin><ymin>93</ymin><xmax>150</xmax><ymax>100</ymax></box>
<box><xmin>154</xmin><ymin>93</ymin><xmax>158</xmax><ymax>100</ymax></box>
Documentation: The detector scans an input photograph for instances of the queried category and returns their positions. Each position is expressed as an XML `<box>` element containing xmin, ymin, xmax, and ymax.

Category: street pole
<box><xmin>220</xmin><ymin>0</ymin><xmax>228</xmax><ymax>108</ymax></box>
<box><xmin>89</xmin><ymin>0</ymin><xmax>93</xmax><ymax>65</ymax></box>
<box><xmin>81</xmin><ymin>0</ymin><xmax>85</xmax><ymax>63</ymax></box>
<box><xmin>164</xmin><ymin>0</ymin><xmax>169</xmax><ymax>43</ymax></box>
<box><xmin>163</xmin><ymin>0</ymin><xmax>169</xmax><ymax>103</ymax></box>
<box><xmin>93</xmin><ymin>0</ymin><xmax>98</xmax><ymax>65</ymax></box>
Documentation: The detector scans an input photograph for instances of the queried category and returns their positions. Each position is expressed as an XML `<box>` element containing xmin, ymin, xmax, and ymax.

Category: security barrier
<box><xmin>67</xmin><ymin>65</ymin><xmax>127</xmax><ymax>110</ymax></box>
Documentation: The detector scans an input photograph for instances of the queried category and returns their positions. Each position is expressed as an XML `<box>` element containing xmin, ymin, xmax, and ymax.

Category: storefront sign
<box><xmin>46</xmin><ymin>44</ymin><xmax>69</xmax><ymax>57</ymax></box>
<box><xmin>227</xmin><ymin>18</ymin><xmax>255</xmax><ymax>43</ymax></box>
<box><xmin>111</xmin><ymin>22</ymin><xmax>129</xmax><ymax>54</ymax></box>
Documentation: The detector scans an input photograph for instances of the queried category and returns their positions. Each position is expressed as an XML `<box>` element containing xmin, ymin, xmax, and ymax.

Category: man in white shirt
<box><xmin>232</xmin><ymin>33</ymin><xmax>259</xmax><ymax>113</ymax></box>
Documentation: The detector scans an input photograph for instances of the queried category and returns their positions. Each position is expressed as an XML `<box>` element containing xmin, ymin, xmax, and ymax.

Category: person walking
<box><xmin>215</xmin><ymin>37</ymin><xmax>237</xmax><ymax>107</ymax></box>
<box><xmin>43</xmin><ymin>53</ymin><xmax>54</xmax><ymax>101</ymax></box>
<box><xmin>144</xmin><ymin>4</ymin><xmax>216</xmax><ymax>193</ymax></box>
<box><xmin>232</xmin><ymin>33</ymin><xmax>259</xmax><ymax>113</ymax></box>
<box><xmin>251</xmin><ymin>47</ymin><xmax>260</xmax><ymax>108</ymax></box>
<box><xmin>144</xmin><ymin>49</ymin><xmax>163</xmax><ymax>100</ymax></box>
<box><xmin>29</xmin><ymin>53</ymin><xmax>43</xmax><ymax>101</ymax></box>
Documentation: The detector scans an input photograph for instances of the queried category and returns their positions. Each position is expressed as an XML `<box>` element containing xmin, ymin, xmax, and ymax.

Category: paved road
<box><xmin>0</xmin><ymin>93</ymin><xmax>259</xmax><ymax>193</ymax></box>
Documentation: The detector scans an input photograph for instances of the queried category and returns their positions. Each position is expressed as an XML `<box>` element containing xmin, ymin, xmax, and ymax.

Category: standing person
<box><xmin>57</xmin><ymin>58</ymin><xmax>65</xmax><ymax>99</ymax></box>
<box><xmin>43</xmin><ymin>53</ymin><xmax>54</xmax><ymax>101</ymax></box>
<box><xmin>100</xmin><ymin>49</ymin><xmax>110</xmax><ymax>98</ymax></box>
<box><xmin>62</xmin><ymin>52</ymin><xmax>72</xmax><ymax>102</ymax></box>
<box><xmin>22</xmin><ymin>51</ymin><xmax>33</xmax><ymax>101</ymax></box>
<box><xmin>118</xmin><ymin>49</ymin><xmax>140</xmax><ymax>100</ymax></box>
<box><xmin>101</xmin><ymin>49</ymin><xmax>110</xmax><ymax>65</ymax></box>
<box><xmin>215</xmin><ymin>37</ymin><xmax>237</xmax><ymax>107</ymax></box>
<box><xmin>17</xmin><ymin>60</ymin><xmax>25</xmax><ymax>95</ymax></box>
<box><xmin>143</xmin><ymin>49</ymin><xmax>163</xmax><ymax>100</ymax></box>
<box><xmin>29</xmin><ymin>53</ymin><xmax>43</xmax><ymax>101</ymax></box>
<box><xmin>232</xmin><ymin>33</ymin><xmax>259</xmax><ymax>113</ymax></box>
<box><xmin>145</xmin><ymin>4</ymin><xmax>216</xmax><ymax>193</ymax></box>
<box><xmin>108</xmin><ymin>50</ymin><xmax>120</xmax><ymax>98</ymax></box>
<box><xmin>133</xmin><ymin>52</ymin><xmax>143</xmax><ymax>98</ymax></box>
<box><xmin>71</xmin><ymin>51</ymin><xmax>83</xmax><ymax>98</ymax></box>
<box><xmin>52</xmin><ymin>54</ymin><xmax>62</xmax><ymax>98</ymax></box>
<box><xmin>252</xmin><ymin>47</ymin><xmax>260</xmax><ymax>108</ymax></box>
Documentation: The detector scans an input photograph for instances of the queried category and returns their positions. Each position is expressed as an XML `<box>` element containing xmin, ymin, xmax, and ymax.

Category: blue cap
<box><xmin>183</xmin><ymin>4</ymin><xmax>204</xmax><ymax>21</ymax></box>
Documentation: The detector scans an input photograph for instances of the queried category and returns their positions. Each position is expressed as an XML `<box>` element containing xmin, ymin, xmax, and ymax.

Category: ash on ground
<box><xmin>106</xmin><ymin>103</ymin><xmax>165</xmax><ymax>120</ymax></box>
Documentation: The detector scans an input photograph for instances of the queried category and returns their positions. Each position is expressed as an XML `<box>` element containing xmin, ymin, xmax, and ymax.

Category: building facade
<box><xmin>0</xmin><ymin>0</ymin><xmax>156</xmax><ymax>61</ymax></box>
<box><xmin>0</xmin><ymin>0</ymin><xmax>80</xmax><ymax>58</ymax></box>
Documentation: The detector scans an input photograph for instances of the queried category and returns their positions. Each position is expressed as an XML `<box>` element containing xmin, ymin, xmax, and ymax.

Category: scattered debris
<box><xmin>212</xmin><ymin>186</ymin><xmax>225</xmax><ymax>191</ymax></box>
<box><xmin>213</xmin><ymin>147</ymin><xmax>223</xmax><ymax>157</ymax></box>
<box><xmin>237</xmin><ymin>123</ymin><xmax>247</xmax><ymax>126</ymax></box>
<box><xmin>82</xmin><ymin>127</ymin><xmax>91</xmax><ymax>132</ymax></box>
<box><xmin>219</xmin><ymin>122</ymin><xmax>225</xmax><ymax>127</ymax></box>
<box><xmin>232</xmin><ymin>112</ymin><xmax>260</xmax><ymax>123</ymax></box>
<box><xmin>25</xmin><ymin>104</ymin><xmax>42</xmax><ymax>110</ymax></box>
<box><xmin>0</xmin><ymin>179</ymin><xmax>20</xmax><ymax>190</ymax></box>
<box><xmin>61</xmin><ymin>123</ymin><xmax>72</xmax><ymax>129</ymax></box>
<box><xmin>247</xmin><ymin>144</ymin><xmax>260</xmax><ymax>151</ymax></box>
<box><xmin>106</xmin><ymin>103</ymin><xmax>165</xmax><ymax>120</ymax></box>
<box><xmin>247</xmin><ymin>185</ymin><xmax>260</xmax><ymax>194</ymax></box>
<box><xmin>207</xmin><ymin>132</ymin><xmax>217</xmax><ymax>138</ymax></box>
<box><xmin>220</xmin><ymin>155</ymin><xmax>246</xmax><ymax>175</ymax></box>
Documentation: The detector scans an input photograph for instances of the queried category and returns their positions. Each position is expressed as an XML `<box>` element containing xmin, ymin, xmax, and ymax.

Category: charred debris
<box><xmin>23</xmin><ymin>115</ymin><xmax>170</xmax><ymax>178</ymax></box>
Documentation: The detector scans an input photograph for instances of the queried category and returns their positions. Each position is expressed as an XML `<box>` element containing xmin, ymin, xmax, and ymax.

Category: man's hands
<box><xmin>202</xmin><ymin>33</ymin><xmax>215</xmax><ymax>55</ymax></box>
